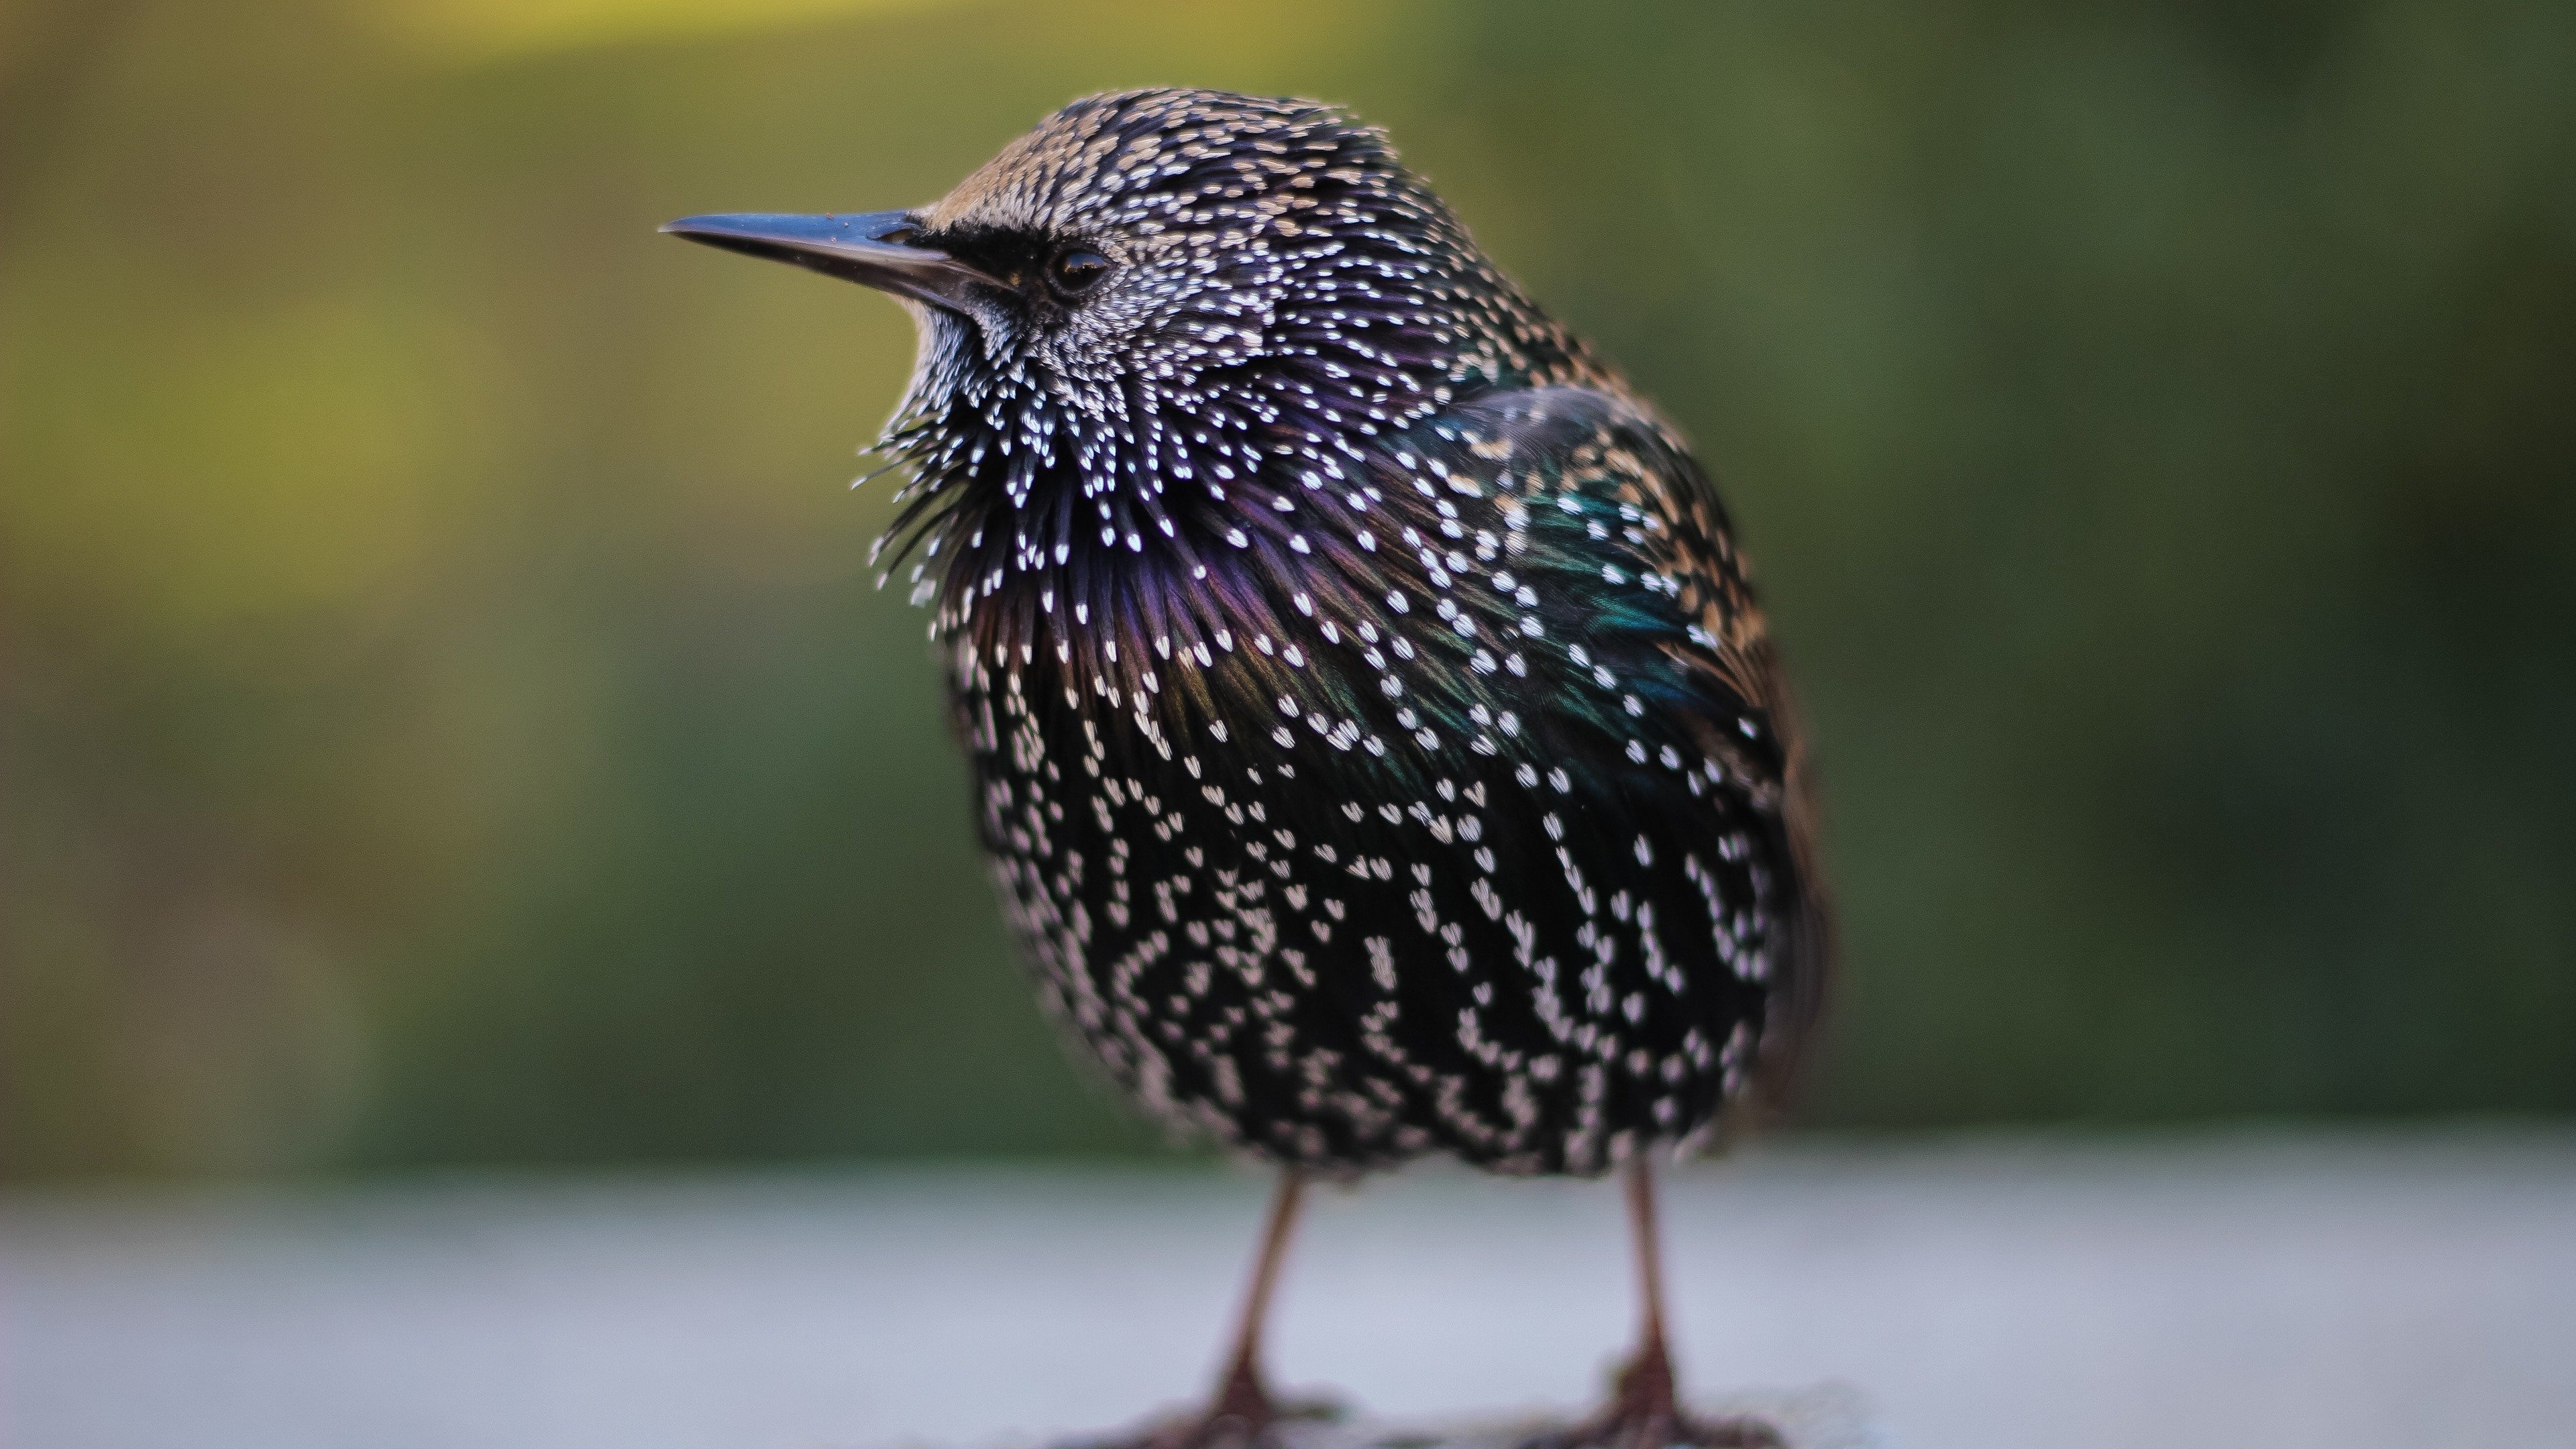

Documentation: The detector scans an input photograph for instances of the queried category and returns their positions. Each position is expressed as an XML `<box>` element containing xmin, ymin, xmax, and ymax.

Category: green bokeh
<box><xmin>3</xmin><ymin>0</ymin><xmax>2570</xmax><ymax>1179</ymax></box>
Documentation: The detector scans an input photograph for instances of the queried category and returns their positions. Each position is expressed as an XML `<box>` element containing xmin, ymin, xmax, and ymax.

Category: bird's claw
<box><xmin>1092</xmin><ymin>1393</ymin><xmax>1341</xmax><ymax>1449</ymax></box>
<box><xmin>1522</xmin><ymin>1409</ymin><xmax>1783</xmax><ymax>1449</ymax></box>
<box><xmin>1522</xmin><ymin>1350</ymin><xmax>1784</xmax><ymax>1449</ymax></box>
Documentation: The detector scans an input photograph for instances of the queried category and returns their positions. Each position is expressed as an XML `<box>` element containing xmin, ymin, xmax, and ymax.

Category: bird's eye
<box><xmin>1049</xmin><ymin>247</ymin><xmax>1110</xmax><ymax>297</ymax></box>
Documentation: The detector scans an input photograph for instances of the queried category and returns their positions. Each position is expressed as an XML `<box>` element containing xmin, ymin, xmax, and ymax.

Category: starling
<box><xmin>665</xmin><ymin>89</ymin><xmax>1828</xmax><ymax>1449</ymax></box>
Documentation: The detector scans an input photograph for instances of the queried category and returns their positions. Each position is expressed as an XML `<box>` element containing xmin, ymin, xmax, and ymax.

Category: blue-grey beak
<box><xmin>659</xmin><ymin>211</ymin><xmax>996</xmax><ymax>311</ymax></box>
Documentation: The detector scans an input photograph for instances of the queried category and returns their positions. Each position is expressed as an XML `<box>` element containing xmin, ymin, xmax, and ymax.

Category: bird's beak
<box><xmin>659</xmin><ymin>211</ymin><xmax>996</xmax><ymax>311</ymax></box>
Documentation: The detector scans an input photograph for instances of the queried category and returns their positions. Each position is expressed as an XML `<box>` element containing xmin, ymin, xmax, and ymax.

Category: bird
<box><xmin>665</xmin><ymin>88</ymin><xmax>1828</xmax><ymax>1449</ymax></box>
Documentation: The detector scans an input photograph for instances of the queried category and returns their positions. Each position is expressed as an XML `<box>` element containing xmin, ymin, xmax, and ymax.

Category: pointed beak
<box><xmin>659</xmin><ymin>211</ymin><xmax>996</xmax><ymax>311</ymax></box>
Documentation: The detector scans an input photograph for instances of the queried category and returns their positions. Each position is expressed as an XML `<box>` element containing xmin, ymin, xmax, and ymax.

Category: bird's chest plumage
<box><xmin>936</xmin><ymin>393</ymin><xmax>1797</xmax><ymax>1173</ymax></box>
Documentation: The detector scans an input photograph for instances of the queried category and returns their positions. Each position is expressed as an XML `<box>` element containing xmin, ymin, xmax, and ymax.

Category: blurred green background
<box><xmin>3</xmin><ymin>0</ymin><xmax>2570</xmax><ymax>1181</ymax></box>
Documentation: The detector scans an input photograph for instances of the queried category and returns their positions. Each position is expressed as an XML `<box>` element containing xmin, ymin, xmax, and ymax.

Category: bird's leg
<box><xmin>1534</xmin><ymin>1159</ymin><xmax>1782</xmax><ymax>1449</ymax></box>
<box><xmin>1150</xmin><ymin>1171</ymin><xmax>1313</xmax><ymax>1449</ymax></box>
<box><xmin>1210</xmin><ymin>1170</ymin><xmax>1304</xmax><ymax>1429</ymax></box>
<box><xmin>1613</xmin><ymin>1153</ymin><xmax>1686</xmax><ymax>1432</ymax></box>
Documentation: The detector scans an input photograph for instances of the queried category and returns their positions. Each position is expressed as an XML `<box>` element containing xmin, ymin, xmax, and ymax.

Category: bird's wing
<box><xmin>1359</xmin><ymin>383</ymin><xmax>1833</xmax><ymax>1116</ymax></box>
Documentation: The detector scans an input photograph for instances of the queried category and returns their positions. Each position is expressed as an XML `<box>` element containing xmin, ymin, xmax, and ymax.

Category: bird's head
<box><xmin>666</xmin><ymin>89</ymin><xmax>1586</xmax><ymax>619</ymax></box>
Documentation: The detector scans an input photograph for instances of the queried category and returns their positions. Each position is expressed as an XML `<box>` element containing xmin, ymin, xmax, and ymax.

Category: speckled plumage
<box><xmin>852</xmin><ymin>89</ymin><xmax>1827</xmax><ymax>1177</ymax></box>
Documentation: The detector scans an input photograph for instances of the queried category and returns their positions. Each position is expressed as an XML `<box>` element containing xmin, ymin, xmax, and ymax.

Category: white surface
<box><xmin>5</xmin><ymin>1132</ymin><xmax>2572</xmax><ymax>1449</ymax></box>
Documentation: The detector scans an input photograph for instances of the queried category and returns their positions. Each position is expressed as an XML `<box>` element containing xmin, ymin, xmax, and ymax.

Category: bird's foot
<box><xmin>1524</xmin><ymin>1350</ymin><xmax>1784</xmax><ymax>1449</ymax></box>
<box><xmin>1083</xmin><ymin>1366</ymin><xmax>1342</xmax><ymax>1449</ymax></box>
<box><xmin>1122</xmin><ymin>1397</ymin><xmax>1340</xmax><ymax>1449</ymax></box>
<box><xmin>1523</xmin><ymin>1406</ymin><xmax>1781</xmax><ymax>1449</ymax></box>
